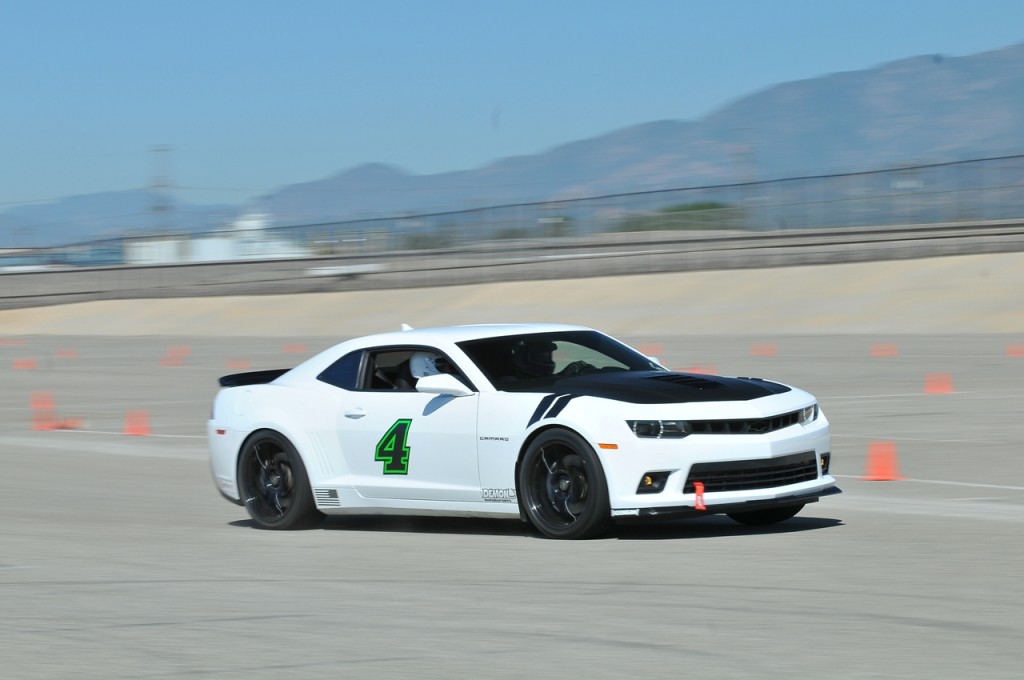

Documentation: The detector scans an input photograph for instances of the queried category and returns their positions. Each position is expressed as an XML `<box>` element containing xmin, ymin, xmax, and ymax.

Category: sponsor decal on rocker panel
<box><xmin>481</xmin><ymin>488</ymin><xmax>517</xmax><ymax>503</ymax></box>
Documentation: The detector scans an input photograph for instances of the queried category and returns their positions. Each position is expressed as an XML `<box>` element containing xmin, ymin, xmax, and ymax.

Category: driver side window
<box><xmin>358</xmin><ymin>347</ymin><xmax>473</xmax><ymax>391</ymax></box>
<box><xmin>364</xmin><ymin>349</ymin><xmax>417</xmax><ymax>391</ymax></box>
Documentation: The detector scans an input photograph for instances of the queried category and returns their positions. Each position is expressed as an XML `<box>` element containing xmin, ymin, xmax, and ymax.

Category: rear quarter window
<box><xmin>317</xmin><ymin>351</ymin><xmax>363</xmax><ymax>390</ymax></box>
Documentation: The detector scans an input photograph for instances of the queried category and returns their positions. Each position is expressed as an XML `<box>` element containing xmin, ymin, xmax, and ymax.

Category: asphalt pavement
<box><xmin>1</xmin><ymin>253</ymin><xmax>1023</xmax><ymax>679</ymax></box>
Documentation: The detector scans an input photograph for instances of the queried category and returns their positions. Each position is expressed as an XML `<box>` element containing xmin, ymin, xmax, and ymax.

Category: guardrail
<box><xmin>3</xmin><ymin>220</ymin><xmax>1024</xmax><ymax>310</ymax></box>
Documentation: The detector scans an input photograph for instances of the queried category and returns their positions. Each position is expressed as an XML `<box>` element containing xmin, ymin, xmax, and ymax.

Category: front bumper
<box><xmin>612</xmin><ymin>484</ymin><xmax>842</xmax><ymax>519</ymax></box>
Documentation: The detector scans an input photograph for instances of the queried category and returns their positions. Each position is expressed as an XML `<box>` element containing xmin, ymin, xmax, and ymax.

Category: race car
<box><xmin>208</xmin><ymin>323</ymin><xmax>838</xmax><ymax>539</ymax></box>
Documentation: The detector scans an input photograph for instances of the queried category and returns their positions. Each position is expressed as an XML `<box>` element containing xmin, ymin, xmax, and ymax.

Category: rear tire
<box><xmin>518</xmin><ymin>429</ymin><xmax>611</xmax><ymax>539</ymax></box>
<box><xmin>237</xmin><ymin>431</ymin><xmax>323</xmax><ymax>530</ymax></box>
<box><xmin>727</xmin><ymin>504</ymin><xmax>804</xmax><ymax>526</ymax></box>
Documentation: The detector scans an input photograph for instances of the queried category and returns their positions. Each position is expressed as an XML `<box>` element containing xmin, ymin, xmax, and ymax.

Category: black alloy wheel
<box><xmin>518</xmin><ymin>429</ymin><xmax>611</xmax><ymax>539</ymax></box>
<box><xmin>237</xmin><ymin>431</ymin><xmax>322</xmax><ymax>530</ymax></box>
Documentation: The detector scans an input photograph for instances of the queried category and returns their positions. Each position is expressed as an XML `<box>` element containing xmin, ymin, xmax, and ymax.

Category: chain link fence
<box><xmin>245</xmin><ymin>153</ymin><xmax>1024</xmax><ymax>257</ymax></box>
<box><xmin>6</xmin><ymin>154</ymin><xmax>1024</xmax><ymax>267</ymax></box>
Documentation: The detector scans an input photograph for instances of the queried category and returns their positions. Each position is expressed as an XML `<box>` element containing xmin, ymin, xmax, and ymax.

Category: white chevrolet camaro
<box><xmin>208</xmin><ymin>323</ymin><xmax>839</xmax><ymax>539</ymax></box>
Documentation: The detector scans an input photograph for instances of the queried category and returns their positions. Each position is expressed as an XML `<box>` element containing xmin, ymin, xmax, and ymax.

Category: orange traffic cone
<box><xmin>871</xmin><ymin>343</ymin><xmax>899</xmax><ymax>357</ymax></box>
<box><xmin>863</xmin><ymin>441</ymin><xmax>905</xmax><ymax>481</ymax></box>
<box><xmin>924</xmin><ymin>372</ymin><xmax>954</xmax><ymax>394</ymax></box>
<box><xmin>160</xmin><ymin>345</ymin><xmax>192</xmax><ymax>366</ymax></box>
<box><xmin>124</xmin><ymin>410</ymin><xmax>151</xmax><ymax>436</ymax></box>
<box><xmin>30</xmin><ymin>391</ymin><xmax>57</xmax><ymax>431</ymax></box>
<box><xmin>168</xmin><ymin>345</ymin><xmax>192</xmax><ymax>357</ymax></box>
<box><xmin>29</xmin><ymin>392</ymin><xmax>82</xmax><ymax>430</ymax></box>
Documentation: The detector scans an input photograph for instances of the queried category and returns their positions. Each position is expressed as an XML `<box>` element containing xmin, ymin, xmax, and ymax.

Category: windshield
<box><xmin>458</xmin><ymin>330</ymin><xmax>665</xmax><ymax>391</ymax></box>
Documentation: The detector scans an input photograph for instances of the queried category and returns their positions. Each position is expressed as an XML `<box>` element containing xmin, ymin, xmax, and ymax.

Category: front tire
<box><xmin>518</xmin><ymin>429</ymin><xmax>611</xmax><ymax>539</ymax></box>
<box><xmin>237</xmin><ymin>430</ymin><xmax>323</xmax><ymax>530</ymax></box>
<box><xmin>727</xmin><ymin>503</ymin><xmax>804</xmax><ymax>526</ymax></box>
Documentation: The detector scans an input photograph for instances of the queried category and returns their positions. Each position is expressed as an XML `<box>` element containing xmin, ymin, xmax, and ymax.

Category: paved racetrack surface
<box><xmin>2</xmin><ymin>253</ymin><xmax>1023</xmax><ymax>679</ymax></box>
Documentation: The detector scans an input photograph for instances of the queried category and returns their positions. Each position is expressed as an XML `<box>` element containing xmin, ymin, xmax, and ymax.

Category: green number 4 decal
<box><xmin>375</xmin><ymin>418</ymin><xmax>412</xmax><ymax>474</ymax></box>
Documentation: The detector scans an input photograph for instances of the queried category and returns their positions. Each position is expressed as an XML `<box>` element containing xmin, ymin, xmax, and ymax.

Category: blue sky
<box><xmin>2</xmin><ymin>0</ymin><xmax>1022</xmax><ymax>207</ymax></box>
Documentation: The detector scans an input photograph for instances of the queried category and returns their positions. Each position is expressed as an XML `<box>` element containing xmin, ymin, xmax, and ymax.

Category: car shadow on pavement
<box><xmin>611</xmin><ymin>515</ymin><xmax>843</xmax><ymax>540</ymax></box>
<box><xmin>324</xmin><ymin>515</ymin><xmax>538</xmax><ymax>536</ymax></box>
<box><xmin>231</xmin><ymin>515</ymin><xmax>534</xmax><ymax>537</ymax></box>
<box><xmin>230</xmin><ymin>514</ymin><xmax>842</xmax><ymax>539</ymax></box>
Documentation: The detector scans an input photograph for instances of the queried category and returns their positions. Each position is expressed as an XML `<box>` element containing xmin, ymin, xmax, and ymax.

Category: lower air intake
<box><xmin>684</xmin><ymin>452</ymin><xmax>818</xmax><ymax>493</ymax></box>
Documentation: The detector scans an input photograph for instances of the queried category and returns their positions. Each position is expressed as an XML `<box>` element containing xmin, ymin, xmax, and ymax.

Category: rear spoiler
<box><xmin>218</xmin><ymin>368</ymin><xmax>289</xmax><ymax>387</ymax></box>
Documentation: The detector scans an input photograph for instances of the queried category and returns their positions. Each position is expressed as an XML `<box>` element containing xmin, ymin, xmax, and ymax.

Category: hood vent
<box><xmin>647</xmin><ymin>374</ymin><xmax>722</xmax><ymax>390</ymax></box>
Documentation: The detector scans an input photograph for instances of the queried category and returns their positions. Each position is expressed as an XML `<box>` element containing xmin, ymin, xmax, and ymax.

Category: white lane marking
<box><xmin>16</xmin><ymin>445</ymin><xmax>208</xmax><ymax>461</ymax></box>
<box><xmin>48</xmin><ymin>429</ymin><xmax>205</xmax><ymax>439</ymax></box>
<box><xmin>834</xmin><ymin>474</ymin><xmax>1024</xmax><ymax>491</ymax></box>
<box><xmin>2</xmin><ymin>433</ymin><xmax>208</xmax><ymax>461</ymax></box>
<box><xmin>832</xmin><ymin>433</ymin><xmax>1011</xmax><ymax>445</ymax></box>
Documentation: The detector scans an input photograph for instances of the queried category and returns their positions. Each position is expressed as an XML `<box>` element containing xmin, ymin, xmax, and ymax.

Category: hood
<box><xmin>550</xmin><ymin>371</ymin><xmax>791</xmax><ymax>404</ymax></box>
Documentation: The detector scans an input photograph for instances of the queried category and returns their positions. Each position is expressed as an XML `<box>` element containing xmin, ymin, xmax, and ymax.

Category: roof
<box><xmin>283</xmin><ymin>323</ymin><xmax>597</xmax><ymax>383</ymax></box>
<box><xmin>374</xmin><ymin>322</ymin><xmax>593</xmax><ymax>344</ymax></box>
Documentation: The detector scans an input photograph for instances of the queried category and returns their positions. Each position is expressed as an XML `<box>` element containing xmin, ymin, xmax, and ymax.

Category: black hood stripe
<box><xmin>522</xmin><ymin>373</ymin><xmax>787</xmax><ymax>421</ymax></box>
<box><xmin>530</xmin><ymin>372</ymin><xmax>792</xmax><ymax>405</ymax></box>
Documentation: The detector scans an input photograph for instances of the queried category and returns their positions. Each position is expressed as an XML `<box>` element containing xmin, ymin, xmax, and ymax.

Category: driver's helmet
<box><xmin>410</xmin><ymin>352</ymin><xmax>443</xmax><ymax>379</ymax></box>
<box><xmin>512</xmin><ymin>340</ymin><xmax>556</xmax><ymax>377</ymax></box>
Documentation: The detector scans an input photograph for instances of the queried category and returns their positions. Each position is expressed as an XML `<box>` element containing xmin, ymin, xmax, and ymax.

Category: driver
<box><xmin>511</xmin><ymin>340</ymin><xmax>557</xmax><ymax>378</ymax></box>
<box><xmin>409</xmin><ymin>352</ymin><xmax>453</xmax><ymax>380</ymax></box>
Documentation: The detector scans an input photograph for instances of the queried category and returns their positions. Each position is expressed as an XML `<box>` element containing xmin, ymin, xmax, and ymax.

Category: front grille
<box><xmin>689</xmin><ymin>409</ymin><xmax>801</xmax><ymax>434</ymax></box>
<box><xmin>684</xmin><ymin>451</ymin><xmax>818</xmax><ymax>493</ymax></box>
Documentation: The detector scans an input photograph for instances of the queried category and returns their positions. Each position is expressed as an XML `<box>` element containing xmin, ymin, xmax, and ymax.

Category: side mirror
<box><xmin>415</xmin><ymin>373</ymin><xmax>474</xmax><ymax>397</ymax></box>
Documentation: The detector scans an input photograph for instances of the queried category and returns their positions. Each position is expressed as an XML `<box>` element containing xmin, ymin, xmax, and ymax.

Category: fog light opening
<box><xmin>636</xmin><ymin>470</ymin><xmax>670</xmax><ymax>494</ymax></box>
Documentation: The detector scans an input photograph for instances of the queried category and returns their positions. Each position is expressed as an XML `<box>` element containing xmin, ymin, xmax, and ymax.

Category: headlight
<box><xmin>798</xmin><ymin>404</ymin><xmax>818</xmax><ymax>425</ymax></box>
<box><xmin>627</xmin><ymin>420</ymin><xmax>692</xmax><ymax>438</ymax></box>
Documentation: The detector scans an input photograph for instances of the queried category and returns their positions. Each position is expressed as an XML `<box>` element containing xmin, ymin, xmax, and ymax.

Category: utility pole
<box><xmin>150</xmin><ymin>145</ymin><xmax>174</xmax><ymax>234</ymax></box>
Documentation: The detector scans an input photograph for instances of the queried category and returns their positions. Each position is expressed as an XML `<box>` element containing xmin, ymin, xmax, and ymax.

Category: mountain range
<box><xmin>4</xmin><ymin>42</ymin><xmax>1024</xmax><ymax>248</ymax></box>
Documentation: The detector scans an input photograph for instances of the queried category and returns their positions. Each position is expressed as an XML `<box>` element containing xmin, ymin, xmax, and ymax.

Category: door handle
<box><xmin>344</xmin><ymin>408</ymin><xmax>366</xmax><ymax>419</ymax></box>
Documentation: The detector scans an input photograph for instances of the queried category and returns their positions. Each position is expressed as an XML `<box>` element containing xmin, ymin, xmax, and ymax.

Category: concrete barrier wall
<box><xmin>3</xmin><ymin>250</ymin><xmax>1024</xmax><ymax>337</ymax></box>
<box><xmin>4</xmin><ymin>221</ymin><xmax>1024</xmax><ymax>311</ymax></box>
